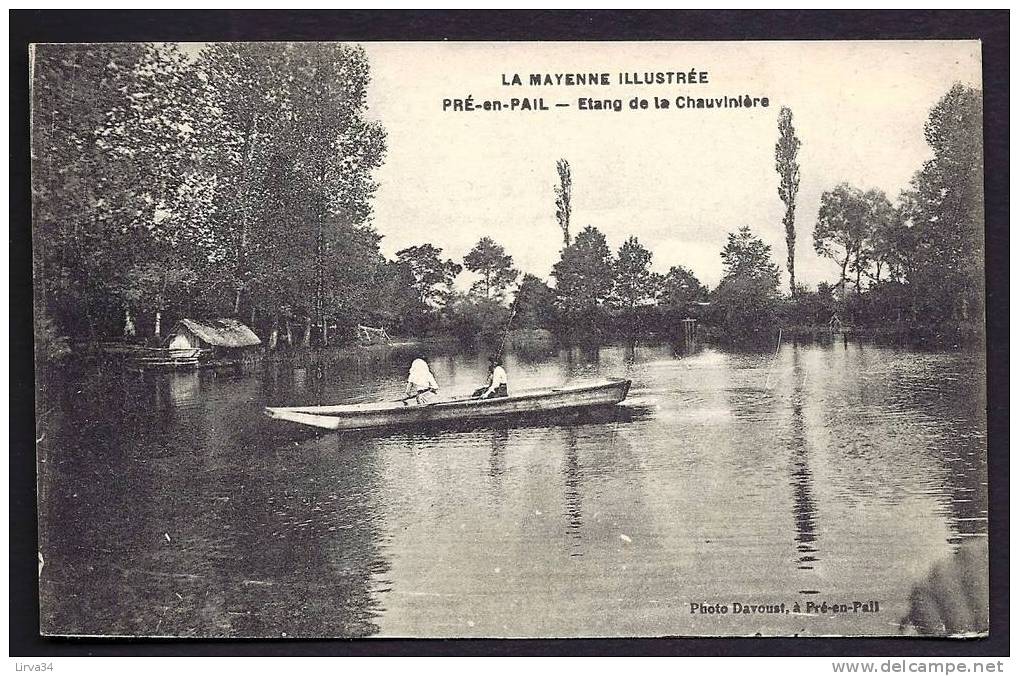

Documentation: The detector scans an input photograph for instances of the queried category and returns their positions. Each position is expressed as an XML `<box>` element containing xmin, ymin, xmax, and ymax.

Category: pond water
<box><xmin>36</xmin><ymin>339</ymin><xmax>987</xmax><ymax>638</ymax></box>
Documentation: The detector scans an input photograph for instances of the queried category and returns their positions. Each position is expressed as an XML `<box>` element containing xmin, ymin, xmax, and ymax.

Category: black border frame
<box><xmin>9</xmin><ymin>9</ymin><xmax>1009</xmax><ymax>658</ymax></box>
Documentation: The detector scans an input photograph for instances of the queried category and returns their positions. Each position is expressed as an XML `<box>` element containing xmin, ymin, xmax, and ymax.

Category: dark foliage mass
<box><xmin>33</xmin><ymin>43</ymin><xmax>389</xmax><ymax>350</ymax></box>
<box><xmin>32</xmin><ymin>45</ymin><xmax>982</xmax><ymax>358</ymax></box>
<box><xmin>808</xmin><ymin>84</ymin><xmax>984</xmax><ymax>344</ymax></box>
<box><xmin>706</xmin><ymin>227</ymin><xmax>782</xmax><ymax>345</ymax></box>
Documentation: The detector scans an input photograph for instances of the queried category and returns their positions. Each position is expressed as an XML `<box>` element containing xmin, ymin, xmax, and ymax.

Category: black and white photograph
<box><xmin>28</xmin><ymin>36</ymin><xmax>991</xmax><ymax>640</ymax></box>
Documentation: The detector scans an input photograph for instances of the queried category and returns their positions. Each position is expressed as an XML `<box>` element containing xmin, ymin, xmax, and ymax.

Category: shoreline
<box><xmin>47</xmin><ymin>321</ymin><xmax>984</xmax><ymax>369</ymax></box>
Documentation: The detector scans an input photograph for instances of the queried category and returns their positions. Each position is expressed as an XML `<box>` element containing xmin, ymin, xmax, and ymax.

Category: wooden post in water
<box><xmin>765</xmin><ymin>327</ymin><xmax>783</xmax><ymax>389</ymax></box>
<box><xmin>681</xmin><ymin>318</ymin><xmax>697</xmax><ymax>347</ymax></box>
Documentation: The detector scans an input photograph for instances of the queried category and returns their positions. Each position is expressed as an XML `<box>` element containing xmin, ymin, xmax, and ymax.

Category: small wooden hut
<box><xmin>165</xmin><ymin>318</ymin><xmax>261</xmax><ymax>359</ymax></box>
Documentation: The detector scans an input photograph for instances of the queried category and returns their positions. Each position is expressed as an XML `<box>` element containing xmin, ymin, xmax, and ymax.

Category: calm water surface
<box><xmin>36</xmin><ymin>340</ymin><xmax>987</xmax><ymax>637</ymax></box>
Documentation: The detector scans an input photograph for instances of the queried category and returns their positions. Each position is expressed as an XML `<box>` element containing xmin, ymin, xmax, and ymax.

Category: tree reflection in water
<box><xmin>788</xmin><ymin>347</ymin><xmax>820</xmax><ymax>575</ymax></box>
<box><xmin>562</xmin><ymin>426</ymin><xmax>584</xmax><ymax>554</ymax></box>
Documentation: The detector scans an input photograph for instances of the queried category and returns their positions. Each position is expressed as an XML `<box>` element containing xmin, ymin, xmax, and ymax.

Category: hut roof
<box><xmin>175</xmin><ymin>318</ymin><xmax>261</xmax><ymax>348</ymax></box>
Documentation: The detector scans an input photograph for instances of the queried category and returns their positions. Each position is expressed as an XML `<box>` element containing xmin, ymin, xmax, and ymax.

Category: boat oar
<box><xmin>396</xmin><ymin>387</ymin><xmax>438</xmax><ymax>405</ymax></box>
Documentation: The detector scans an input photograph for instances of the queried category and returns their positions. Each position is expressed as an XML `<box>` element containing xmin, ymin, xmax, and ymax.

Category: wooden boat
<box><xmin>264</xmin><ymin>378</ymin><xmax>632</xmax><ymax>431</ymax></box>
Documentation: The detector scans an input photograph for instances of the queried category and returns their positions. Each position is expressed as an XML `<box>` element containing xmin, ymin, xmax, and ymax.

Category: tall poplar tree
<box><xmin>775</xmin><ymin>106</ymin><xmax>801</xmax><ymax>296</ymax></box>
<box><xmin>195</xmin><ymin>43</ymin><xmax>291</xmax><ymax>320</ymax></box>
<box><xmin>554</xmin><ymin>158</ymin><xmax>572</xmax><ymax>247</ymax></box>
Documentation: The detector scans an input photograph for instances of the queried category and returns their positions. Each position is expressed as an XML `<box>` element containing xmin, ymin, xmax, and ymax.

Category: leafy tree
<box><xmin>99</xmin><ymin>44</ymin><xmax>221</xmax><ymax>336</ymax></box>
<box><xmin>611</xmin><ymin>236</ymin><xmax>660</xmax><ymax>337</ymax></box>
<box><xmin>281</xmin><ymin>44</ymin><xmax>387</xmax><ymax>344</ymax></box>
<box><xmin>194</xmin><ymin>43</ymin><xmax>291</xmax><ymax>318</ymax></box>
<box><xmin>319</xmin><ymin>218</ymin><xmax>388</xmax><ymax>342</ymax></box>
<box><xmin>781</xmin><ymin>282</ymin><xmax>836</xmax><ymax>328</ymax></box>
<box><xmin>395</xmin><ymin>244</ymin><xmax>462</xmax><ymax>310</ymax></box>
<box><xmin>815</xmin><ymin>185</ymin><xmax>900</xmax><ymax>298</ymax></box>
<box><xmin>551</xmin><ymin>225</ymin><xmax>614</xmax><ymax>339</ymax></box>
<box><xmin>375</xmin><ymin>260</ymin><xmax>428</xmax><ymax>335</ymax></box>
<box><xmin>660</xmin><ymin>265</ymin><xmax>708</xmax><ymax>319</ymax></box>
<box><xmin>861</xmin><ymin>191</ymin><xmax>901</xmax><ymax>284</ymax></box>
<box><xmin>708</xmin><ymin>226</ymin><xmax>781</xmax><ymax>345</ymax></box>
<box><xmin>898</xmin><ymin>83</ymin><xmax>984</xmax><ymax>321</ymax></box>
<box><xmin>888</xmin><ymin>193</ymin><xmax>924</xmax><ymax>286</ymax></box>
<box><xmin>32</xmin><ymin>42</ymin><xmax>393</xmax><ymax>348</ymax></box>
<box><xmin>512</xmin><ymin>274</ymin><xmax>556</xmax><ymax>329</ymax></box>
<box><xmin>464</xmin><ymin>237</ymin><xmax>518</xmax><ymax>300</ymax></box>
<box><xmin>722</xmin><ymin>226</ymin><xmax>782</xmax><ymax>286</ymax></box>
<box><xmin>813</xmin><ymin>183</ymin><xmax>871</xmax><ymax>296</ymax></box>
<box><xmin>554</xmin><ymin>158</ymin><xmax>572</xmax><ymax>247</ymax></box>
<box><xmin>445</xmin><ymin>293</ymin><xmax>512</xmax><ymax>348</ymax></box>
<box><xmin>31</xmin><ymin>43</ymin><xmax>147</xmax><ymax>339</ymax></box>
<box><xmin>775</xmin><ymin>106</ymin><xmax>801</xmax><ymax>295</ymax></box>
<box><xmin>196</xmin><ymin>43</ymin><xmax>386</xmax><ymax>344</ymax></box>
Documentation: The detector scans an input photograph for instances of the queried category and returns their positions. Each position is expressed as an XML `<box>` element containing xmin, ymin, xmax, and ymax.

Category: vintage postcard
<box><xmin>32</xmin><ymin>40</ymin><xmax>987</xmax><ymax>638</ymax></box>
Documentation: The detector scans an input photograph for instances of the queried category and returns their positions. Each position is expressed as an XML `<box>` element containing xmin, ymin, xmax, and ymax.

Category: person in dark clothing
<box><xmin>472</xmin><ymin>356</ymin><xmax>508</xmax><ymax>399</ymax></box>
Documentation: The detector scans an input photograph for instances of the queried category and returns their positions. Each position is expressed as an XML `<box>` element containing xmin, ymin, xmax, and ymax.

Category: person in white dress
<box><xmin>405</xmin><ymin>358</ymin><xmax>440</xmax><ymax>405</ymax></box>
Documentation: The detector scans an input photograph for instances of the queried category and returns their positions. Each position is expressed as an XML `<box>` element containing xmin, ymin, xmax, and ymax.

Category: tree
<box><xmin>554</xmin><ymin>158</ymin><xmax>572</xmax><ymax>247</ymax></box>
<box><xmin>31</xmin><ymin>43</ymin><xmax>147</xmax><ymax>339</ymax></box>
<box><xmin>775</xmin><ymin>106</ymin><xmax>802</xmax><ymax>296</ymax></box>
<box><xmin>861</xmin><ymin>190</ymin><xmax>900</xmax><ymax>284</ymax></box>
<box><xmin>196</xmin><ymin>43</ymin><xmax>386</xmax><ymax>344</ymax></box>
<box><xmin>898</xmin><ymin>84</ymin><xmax>984</xmax><ymax>321</ymax></box>
<box><xmin>30</xmin><ymin>42</ymin><xmax>391</xmax><ymax>348</ymax></box>
<box><xmin>318</xmin><ymin>219</ymin><xmax>388</xmax><ymax>343</ymax></box>
<box><xmin>512</xmin><ymin>273</ymin><xmax>556</xmax><ymax>329</ymax></box>
<box><xmin>611</xmin><ymin>236</ymin><xmax>660</xmax><ymax>337</ymax></box>
<box><xmin>551</xmin><ymin>225</ymin><xmax>614</xmax><ymax>339</ymax></box>
<box><xmin>114</xmin><ymin>263</ymin><xmax>199</xmax><ymax>338</ymax></box>
<box><xmin>708</xmin><ymin>226</ymin><xmax>781</xmax><ymax>345</ymax></box>
<box><xmin>445</xmin><ymin>293</ymin><xmax>511</xmax><ymax>348</ymax></box>
<box><xmin>194</xmin><ymin>43</ymin><xmax>291</xmax><ymax>319</ymax></box>
<box><xmin>280</xmin><ymin>44</ymin><xmax>387</xmax><ymax>344</ymax></box>
<box><xmin>815</xmin><ymin>185</ymin><xmax>901</xmax><ymax>298</ymax></box>
<box><xmin>463</xmin><ymin>237</ymin><xmax>518</xmax><ymax>300</ymax></box>
<box><xmin>722</xmin><ymin>226</ymin><xmax>782</xmax><ymax>286</ymax></box>
<box><xmin>395</xmin><ymin>244</ymin><xmax>462</xmax><ymax>310</ymax></box>
<box><xmin>100</xmin><ymin>44</ymin><xmax>221</xmax><ymax>336</ymax></box>
<box><xmin>780</xmin><ymin>281</ymin><xmax>838</xmax><ymax>328</ymax></box>
<box><xmin>813</xmin><ymin>183</ymin><xmax>871</xmax><ymax>296</ymax></box>
<box><xmin>376</xmin><ymin>260</ymin><xmax>428</xmax><ymax>335</ymax></box>
<box><xmin>660</xmin><ymin>265</ymin><xmax>708</xmax><ymax>320</ymax></box>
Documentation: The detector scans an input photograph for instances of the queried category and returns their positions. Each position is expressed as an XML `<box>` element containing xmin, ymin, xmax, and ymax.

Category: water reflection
<box><xmin>37</xmin><ymin>340</ymin><xmax>987</xmax><ymax>637</ymax></box>
<box><xmin>787</xmin><ymin>347</ymin><xmax>820</xmax><ymax>576</ymax></box>
<box><xmin>562</xmin><ymin>426</ymin><xmax>583</xmax><ymax>552</ymax></box>
<box><xmin>488</xmin><ymin>427</ymin><xmax>508</xmax><ymax>481</ymax></box>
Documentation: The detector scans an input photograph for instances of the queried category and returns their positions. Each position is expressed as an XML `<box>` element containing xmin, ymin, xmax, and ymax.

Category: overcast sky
<box><xmin>362</xmin><ymin>41</ymin><xmax>981</xmax><ymax>290</ymax></box>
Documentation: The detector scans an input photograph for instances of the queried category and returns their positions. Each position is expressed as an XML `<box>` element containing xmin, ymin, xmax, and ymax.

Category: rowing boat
<box><xmin>264</xmin><ymin>378</ymin><xmax>632</xmax><ymax>431</ymax></box>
